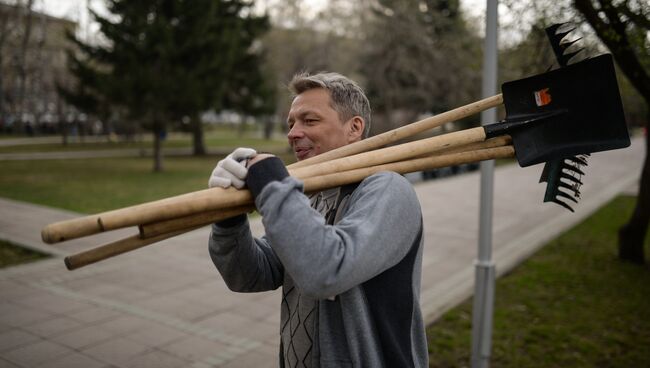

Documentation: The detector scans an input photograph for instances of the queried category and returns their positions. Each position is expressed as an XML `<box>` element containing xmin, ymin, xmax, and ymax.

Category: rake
<box><xmin>538</xmin><ymin>23</ymin><xmax>591</xmax><ymax>212</ymax></box>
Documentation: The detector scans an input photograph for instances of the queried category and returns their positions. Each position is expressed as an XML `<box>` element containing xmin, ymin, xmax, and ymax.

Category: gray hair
<box><xmin>289</xmin><ymin>72</ymin><xmax>372</xmax><ymax>138</ymax></box>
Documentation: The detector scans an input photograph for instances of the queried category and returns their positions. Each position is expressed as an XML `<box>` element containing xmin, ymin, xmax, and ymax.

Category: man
<box><xmin>208</xmin><ymin>72</ymin><xmax>427</xmax><ymax>367</ymax></box>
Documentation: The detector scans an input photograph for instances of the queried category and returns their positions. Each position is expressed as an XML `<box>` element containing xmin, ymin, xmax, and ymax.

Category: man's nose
<box><xmin>287</xmin><ymin>124</ymin><xmax>304</xmax><ymax>140</ymax></box>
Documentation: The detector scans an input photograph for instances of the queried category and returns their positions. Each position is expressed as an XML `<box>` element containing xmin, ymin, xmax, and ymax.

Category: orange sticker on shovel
<box><xmin>534</xmin><ymin>88</ymin><xmax>552</xmax><ymax>107</ymax></box>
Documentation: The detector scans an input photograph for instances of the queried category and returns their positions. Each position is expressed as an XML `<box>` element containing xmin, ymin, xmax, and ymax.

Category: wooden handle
<box><xmin>64</xmin><ymin>144</ymin><xmax>514</xmax><ymax>270</ymax></box>
<box><xmin>289</xmin><ymin>127</ymin><xmax>487</xmax><ymax>179</ymax></box>
<box><xmin>43</xmin><ymin>94</ymin><xmax>502</xmax><ymax>244</ymax></box>
<box><xmin>42</xmin><ymin>186</ymin><xmax>253</xmax><ymax>244</ymax></box>
<box><xmin>289</xmin><ymin>94</ymin><xmax>503</xmax><ymax>169</ymax></box>
<box><xmin>138</xmin><ymin>136</ymin><xmax>511</xmax><ymax>241</ymax></box>
<box><xmin>64</xmin><ymin>225</ymin><xmax>203</xmax><ymax>270</ymax></box>
<box><xmin>432</xmin><ymin>135</ymin><xmax>511</xmax><ymax>155</ymax></box>
<box><xmin>43</xmin><ymin>126</ymin><xmax>486</xmax><ymax>244</ymax></box>
<box><xmin>139</xmin><ymin>205</ymin><xmax>254</xmax><ymax>238</ymax></box>
<box><xmin>302</xmin><ymin>145</ymin><xmax>514</xmax><ymax>192</ymax></box>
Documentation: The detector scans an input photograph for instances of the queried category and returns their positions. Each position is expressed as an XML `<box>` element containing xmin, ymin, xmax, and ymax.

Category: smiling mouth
<box><xmin>294</xmin><ymin>147</ymin><xmax>312</xmax><ymax>160</ymax></box>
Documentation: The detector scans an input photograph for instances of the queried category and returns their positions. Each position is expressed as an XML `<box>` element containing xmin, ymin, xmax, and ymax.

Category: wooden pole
<box><xmin>139</xmin><ymin>205</ymin><xmax>254</xmax><ymax>239</ymax></box>
<box><xmin>64</xmin><ymin>226</ymin><xmax>203</xmax><ymax>270</ymax></box>
<box><xmin>137</xmin><ymin>136</ymin><xmax>513</xmax><ymax>240</ymax></box>
<box><xmin>64</xmin><ymin>145</ymin><xmax>515</xmax><ymax>270</ymax></box>
<box><xmin>289</xmin><ymin>127</ymin><xmax>487</xmax><ymax>179</ymax></box>
<box><xmin>290</xmin><ymin>94</ymin><xmax>503</xmax><ymax>169</ymax></box>
<box><xmin>42</xmin><ymin>127</ymin><xmax>493</xmax><ymax>244</ymax></box>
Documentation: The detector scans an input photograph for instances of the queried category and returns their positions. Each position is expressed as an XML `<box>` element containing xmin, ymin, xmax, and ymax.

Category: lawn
<box><xmin>0</xmin><ymin>128</ymin><xmax>289</xmax><ymax>154</ymax></box>
<box><xmin>0</xmin><ymin>156</ymin><xmax>219</xmax><ymax>213</ymax></box>
<box><xmin>0</xmin><ymin>239</ymin><xmax>49</xmax><ymax>268</ymax></box>
<box><xmin>427</xmin><ymin>195</ymin><xmax>650</xmax><ymax>368</ymax></box>
<box><xmin>0</xmin><ymin>151</ymin><xmax>296</xmax><ymax>214</ymax></box>
<box><xmin>0</xmin><ymin>128</ymin><xmax>295</xmax><ymax>214</ymax></box>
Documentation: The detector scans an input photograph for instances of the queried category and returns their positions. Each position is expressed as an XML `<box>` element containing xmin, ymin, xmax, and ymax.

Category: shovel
<box><xmin>287</xmin><ymin>53</ymin><xmax>629</xmax><ymax>179</ymax></box>
<box><xmin>495</xmin><ymin>53</ymin><xmax>629</xmax><ymax>166</ymax></box>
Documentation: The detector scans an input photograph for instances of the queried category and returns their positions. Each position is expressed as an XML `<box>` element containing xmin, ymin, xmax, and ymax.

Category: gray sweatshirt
<box><xmin>209</xmin><ymin>159</ymin><xmax>428</xmax><ymax>367</ymax></box>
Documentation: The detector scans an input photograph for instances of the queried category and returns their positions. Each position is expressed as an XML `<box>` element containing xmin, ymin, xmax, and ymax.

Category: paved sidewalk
<box><xmin>0</xmin><ymin>137</ymin><xmax>644</xmax><ymax>367</ymax></box>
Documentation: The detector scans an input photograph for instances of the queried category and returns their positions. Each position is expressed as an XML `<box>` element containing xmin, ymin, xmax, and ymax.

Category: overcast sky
<box><xmin>39</xmin><ymin>0</ymin><xmax>489</xmax><ymax>26</ymax></box>
<box><xmin>34</xmin><ymin>0</ymin><xmax>508</xmax><ymax>46</ymax></box>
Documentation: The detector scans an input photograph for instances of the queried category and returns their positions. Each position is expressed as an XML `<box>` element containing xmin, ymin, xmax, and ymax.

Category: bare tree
<box><xmin>573</xmin><ymin>0</ymin><xmax>650</xmax><ymax>264</ymax></box>
<box><xmin>261</xmin><ymin>0</ymin><xmax>366</xmax><ymax>134</ymax></box>
<box><xmin>359</xmin><ymin>0</ymin><xmax>482</xmax><ymax>135</ymax></box>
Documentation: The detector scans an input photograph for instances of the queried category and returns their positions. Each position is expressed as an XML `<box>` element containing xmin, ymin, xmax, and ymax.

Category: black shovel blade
<box><xmin>501</xmin><ymin>54</ymin><xmax>630</xmax><ymax>167</ymax></box>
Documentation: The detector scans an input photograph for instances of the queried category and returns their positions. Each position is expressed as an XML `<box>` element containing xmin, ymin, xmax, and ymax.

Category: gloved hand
<box><xmin>208</xmin><ymin>147</ymin><xmax>257</xmax><ymax>189</ymax></box>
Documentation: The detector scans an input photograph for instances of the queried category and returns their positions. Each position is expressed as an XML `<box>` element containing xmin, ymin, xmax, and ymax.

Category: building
<box><xmin>0</xmin><ymin>3</ymin><xmax>78</xmax><ymax>134</ymax></box>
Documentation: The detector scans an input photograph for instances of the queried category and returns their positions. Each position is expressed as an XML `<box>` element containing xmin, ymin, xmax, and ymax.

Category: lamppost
<box><xmin>471</xmin><ymin>1</ymin><xmax>498</xmax><ymax>367</ymax></box>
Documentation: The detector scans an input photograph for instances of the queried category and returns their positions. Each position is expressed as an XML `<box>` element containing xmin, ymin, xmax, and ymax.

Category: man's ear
<box><xmin>347</xmin><ymin>116</ymin><xmax>365</xmax><ymax>142</ymax></box>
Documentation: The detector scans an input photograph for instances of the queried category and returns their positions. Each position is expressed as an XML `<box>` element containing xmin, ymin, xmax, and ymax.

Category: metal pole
<box><xmin>471</xmin><ymin>1</ymin><xmax>498</xmax><ymax>368</ymax></box>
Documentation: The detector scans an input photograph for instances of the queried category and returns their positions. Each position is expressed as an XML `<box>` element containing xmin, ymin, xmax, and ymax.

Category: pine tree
<box><xmin>63</xmin><ymin>0</ymin><xmax>272</xmax><ymax>171</ymax></box>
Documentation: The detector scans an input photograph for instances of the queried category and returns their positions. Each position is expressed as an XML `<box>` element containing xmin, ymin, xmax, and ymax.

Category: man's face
<box><xmin>287</xmin><ymin>88</ymin><xmax>361</xmax><ymax>161</ymax></box>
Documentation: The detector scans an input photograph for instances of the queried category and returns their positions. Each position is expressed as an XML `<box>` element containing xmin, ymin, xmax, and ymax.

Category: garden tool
<box><xmin>44</xmin><ymin>54</ymin><xmax>628</xmax><ymax>244</ymax></box>
<box><xmin>288</xmin><ymin>53</ymin><xmax>629</xmax><ymax>181</ymax></box>
<box><xmin>43</xmin><ymin>53</ymin><xmax>630</xmax><ymax>270</ymax></box>
<box><xmin>41</xmin><ymin>95</ymin><xmax>503</xmax><ymax>245</ymax></box>
<box><xmin>537</xmin><ymin>23</ymin><xmax>591</xmax><ymax>211</ymax></box>
<box><xmin>488</xmin><ymin>53</ymin><xmax>628</xmax><ymax>166</ymax></box>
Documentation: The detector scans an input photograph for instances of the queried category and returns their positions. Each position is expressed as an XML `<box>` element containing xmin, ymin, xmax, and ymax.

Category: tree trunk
<box><xmin>263</xmin><ymin>119</ymin><xmax>274</xmax><ymax>140</ymax></box>
<box><xmin>61</xmin><ymin>121</ymin><xmax>68</xmax><ymax>146</ymax></box>
<box><xmin>192</xmin><ymin>114</ymin><xmax>206</xmax><ymax>156</ymax></box>
<box><xmin>59</xmin><ymin>118</ymin><xmax>68</xmax><ymax>146</ymax></box>
<box><xmin>57</xmin><ymin>101</ymin><xmax>67</xmax><ymax>146</ymax></box>
<box><xmin>618</xmin><ymin>109</ymin><xmax>650</xmax><ymax>264</ymax></box>
<box><xmin>153</xmin><ymin>120</ymin><xmax>164</xmax><ymax>172</ymax></box>
<box><xmin>572</xmin><ymin>0</ymin><xmax>650</xmax><ymax>264</ymax></box>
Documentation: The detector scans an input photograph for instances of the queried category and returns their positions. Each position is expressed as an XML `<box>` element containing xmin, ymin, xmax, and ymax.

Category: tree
<box><xmin>222</xmin><ymin>49</ymin><xmax>276</xmax><ymax>139</ymax></box>
<box><xmin>63</xmin><ymin>0</ymin><xmax>271</xmax><ymax>170</ymax></box>
<box><xmin>260</xmin><ymin>0</ymin><xmax>366</xmax><ymax>136</ymax></box>
<box><xmin>573</xmin><ymin>0</ymin><xmax>650</xmax><ymax>264</ymax></box>
<box><xmin>359</xmin><ymin>0</ymin><xmax>482</xmax><ymax>135</ymax></box>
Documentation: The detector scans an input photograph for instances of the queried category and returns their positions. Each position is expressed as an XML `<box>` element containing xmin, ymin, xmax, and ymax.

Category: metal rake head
<box><xmin>539</xmin><ymin>154</ymin><xmax>590</xmax><ymax>212</ymax></box>
<box><xmin>540</xmin><ymin>23</ymin><xmax>590</xmax><ymax>211</ymax></box>
<box><xmin>545</xmin><ymin>23</ymin><xmax>587</xmax><ymax>66</ymax></box>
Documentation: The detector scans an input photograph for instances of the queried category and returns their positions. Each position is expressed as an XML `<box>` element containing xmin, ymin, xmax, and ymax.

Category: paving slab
<box><xmin>0</xmin><ymin>136</ymin><xmax>643</xmax><ymax>367</ymax></box>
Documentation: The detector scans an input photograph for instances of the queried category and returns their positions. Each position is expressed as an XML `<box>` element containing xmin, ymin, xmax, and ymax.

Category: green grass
<box><xmin>0</xmin><ymin>152</ymin><xmax>296</xmax><ymax>214</ymax></box>
<box><xmin>0</xmin><ymin>140</ymin><xmax>152</xmax><ymax>153</ymax></box>
<box><xmin>0</xmin><ymin>129</ymin><xmax>289</xmax><ymax>154</ymax></box>
<box><xmin>0</xmin><ymin>126</ymin><xmax>295</xmax><ymax>213</ymax></box>
<box><xmin>0</xmin><ymin>156</ymin><xmax>215</xmax><ymax>213</ymax></box>
<box><xmin>427</xmin><ymin>195</ymin><xmax>650</xmax><ymax>368</ymax></box>
<box><xmin>0</xmin><ymin>239</ymin><xmax>50</xmax><ymax>268</ymax></box>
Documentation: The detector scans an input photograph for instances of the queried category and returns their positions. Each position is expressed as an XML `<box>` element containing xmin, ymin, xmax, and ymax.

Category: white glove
<box><xmin>208</xmin><ymin>147</ymin><xmax>257</xmax><ymax>189</ymax></box>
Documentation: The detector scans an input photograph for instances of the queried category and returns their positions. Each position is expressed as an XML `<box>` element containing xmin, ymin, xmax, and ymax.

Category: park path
<box><xmin>0</xmin><ymin>132</ymin><xmax>287</xmax><ymax>160</ymax></box>
<box><xmin>0</xmin><ymin>147</ymin><xmax>235</xmax><ymax>161</ymax></box>
<box><xmin>0</xmin><ymin>136</ymin><xmax>644</xmax><ymax>368</ymax></box>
